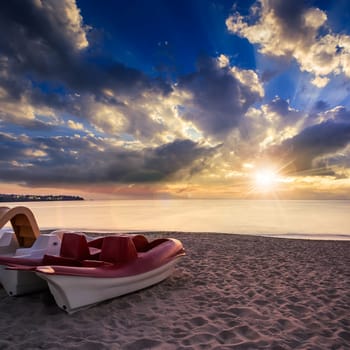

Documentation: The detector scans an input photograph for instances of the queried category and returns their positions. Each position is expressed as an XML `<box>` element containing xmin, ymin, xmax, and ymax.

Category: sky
<box><xmin>1</xmin><ymin>0</ymin><xmax>350</xmax><ymax>199</ymax></box>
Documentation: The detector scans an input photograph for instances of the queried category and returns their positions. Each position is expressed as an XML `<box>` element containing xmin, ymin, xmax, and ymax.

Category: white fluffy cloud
<box><xmin>33</xmin><ymin>0</ymin><xmax>89</xmax><ymax>51</ymax></box>
<box><xmin>67</xmin><ymin>119</ymin><xmax>84</xmax><ymax>131</ymax></box>
<box><xmin>226</xmin><ymin>0</ymin><xmax>350</xmax><ymax>87</ymax></box>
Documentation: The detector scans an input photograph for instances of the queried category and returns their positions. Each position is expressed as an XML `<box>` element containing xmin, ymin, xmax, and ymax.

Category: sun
<box><xmin>254</xmin><ymin>168</ymin><xmax>278</xmax><ymax>191</ymax></box>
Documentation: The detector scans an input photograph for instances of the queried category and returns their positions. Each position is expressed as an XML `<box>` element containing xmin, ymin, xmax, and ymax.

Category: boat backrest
<box><xmin>0</xmin><ymin>230</ymin><xmax>18</xmax><ymax>247</ymax></box>
<box><xmin>100</xmin><ymin>236</ymin><xmax>137</xmax><ymax>264</ymax></box>
<box><xmin>87</xmin><ymin>236</ymin><xmax>105</xmax><ymax>249</ymax></box>
<box><xmin>0</xmin><ymin>230</ymin><xmax>19</xmax><ymax>255</ymax></box>
<box><xmin>132</xmin><ymin>234</ymin><xmax>149</xmax><ymax>252</ymax></box>
<box><xmin>60</xmin><ymin>233</ymin><xmax>91</xmax><ymax>260</ymax></box>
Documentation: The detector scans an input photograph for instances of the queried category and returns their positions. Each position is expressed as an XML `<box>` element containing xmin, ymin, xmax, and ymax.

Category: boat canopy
<box><xmin>0</xmin><ymin>206</ymin><xmax>40</xmax><ymax>247</ymax></box>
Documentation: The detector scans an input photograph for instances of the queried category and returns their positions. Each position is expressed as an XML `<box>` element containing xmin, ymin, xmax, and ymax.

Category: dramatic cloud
<box><xmin>0</xmin><ymin>0</ymin><xmax>171</xmax><ymax>102</ymax></box>
<box><xmin>269</xmin><ymin>119</ymin><xmax>350</xmax><ymax>174</ymax></box>
<box><xmin>0</xmin><ymin>0</ymin><xmax>88</xmax><ymax>77</ymax></box>
<box><xmin>226</xmin><ymin>0</ymin><xmax>350</xmax><ymax>87</ymax></box>
<box><xmin>0</xmin><ymin>133</ymin><xmax>216</xmax><ymax>186</ymax></box>
<box><xmin>177</xmin><ymin>56</ymin><xmax>264</xmax><ymax>137</ymax></box>
<box><xmin>1</xmin><ymin>0</ymin><xmax>350</xmax><ymax>198</ymax></box>
<box><xmin>230</xmin><ymin>97</ymin><xmax>305</xmax><ymax>164</ymax></box>
<box><xmin>0</xmin><ymin>0</ymin><xmax>175</xmax><ymax>146</ymax></box>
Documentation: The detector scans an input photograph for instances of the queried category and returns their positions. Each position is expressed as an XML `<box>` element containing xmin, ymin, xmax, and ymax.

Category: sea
<box><xmin>1</xmin><ymin>199</ymin><xmax>350</xmax><ymax>240</ymax></box>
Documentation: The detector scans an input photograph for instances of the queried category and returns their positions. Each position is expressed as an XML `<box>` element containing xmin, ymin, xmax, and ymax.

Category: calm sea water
<box><xmin>2</xmin><ymin>199</ymin><xmax>350</xmax><ymax>240</ymax></box>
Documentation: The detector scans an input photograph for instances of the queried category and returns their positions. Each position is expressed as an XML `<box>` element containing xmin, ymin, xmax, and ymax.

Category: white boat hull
<box><xmin>36</xmin><ymin>258</ymin><xmax>180</xmax><ymax>314</ymax></box>
<box><xmin>0</xmin><ymin>232</ymin><xmax>62</xmax><ymax>296</ymax></box>
<box><xmin>0</xmin><ymin>266</ymin><xmax>47</xmax><ymax>296</ymax></box>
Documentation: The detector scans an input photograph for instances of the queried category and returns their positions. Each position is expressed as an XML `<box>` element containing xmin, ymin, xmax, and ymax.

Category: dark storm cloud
<box><xmin>178</xmin><ymin>56</ymin><xmax>262</xmax><ymax>136</ymax></box>
<box><xmin>0</xmin><ymin>0</ymin><xmax>85</xmax><ymax>53</ymax></box>
<box><xmin>270</xmin><ymin>120</ymin><xmax>350</xmax><ymax>173</ymax></box>
<box><xmin>267</xmin><ymin>97</ymin><xmax>302</xmax><ymax>127</ymax></box>
<box><xmin>0</xmin><ymin>133</ymin><xmax>28</xmax><ymax>161</ymax></box>
<box><xmin>28</xmin><ymin>87</ymin><xmax>74</xmax><ymax>112</ymax></box>
<box><xmin>0</xmin><ymin>71</ymin><xmax>30</xmax><ymax>102</ymax></box>
<box><xmin>0</xmin><ymin>0</ymin><xmax>84</xmax><ymax>80</ymax></box>
<box><xmin>144</xmin><ymin>139</ymin><xmax>217</xmax><ymax>180</ymax></box>
<box><xmin>264</xmin><ymin>0</ymin><xmax>323</xmax><ymax>45</ymax></box>
<box><xmin>312</xmin><ymin>100</ymin><xmax>330</xmax><ymax>113</ymax></box>
<box><xmin>267</xmin><ymin>0</ymin><xmax>307</xmax><ymax>29</ymax></box>
<box><xmin>0</xmin><ymin>1</ymin><xmax>171</xmax><ymax>101</ymax></box>
<box><xmin>106</xmin><ymin>139</ymin><xmax>216</xmax><ymax>183</ymax></box>
<box><xmin>268</xmin><ymin>97</ymin><xmax>290</xmax><ymax>115</ymax></box>
<box><xmin>0</xmin><ymin>135</ymin><xmax>216</xmax><ymax>185</ymax></box>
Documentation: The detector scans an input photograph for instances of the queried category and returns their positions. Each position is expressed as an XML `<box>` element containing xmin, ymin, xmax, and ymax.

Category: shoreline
<box><xmin>0</xmin><ymin>232</ymin><xmax>349</xmax><ymax>349</ymax></box>
<box><xmin>46</xmin><ymin>229</ymin><xmax>350</xmax><ymax>241</ymax></box>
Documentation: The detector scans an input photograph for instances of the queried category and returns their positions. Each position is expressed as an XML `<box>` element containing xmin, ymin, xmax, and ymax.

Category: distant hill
<box><xmin>0</xmin><ymin>194</ymin><xmax>84</xmax><ymax>202</ymax></box>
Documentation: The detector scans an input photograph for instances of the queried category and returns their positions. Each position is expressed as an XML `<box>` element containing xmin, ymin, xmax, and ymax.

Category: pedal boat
<box><xmin>9</xmin><ymin>233</ymin><xmax>185</xmax><ymax>313</ymax></box>
<box><xmin>0</xmin><ymin>231</ymin><xmax>62</xmax><ymax>295</ymax></box>
<box><xmin>0</xmin><ymin>206</ymin><xmax>62</xmax><ymax>295</ymax></box>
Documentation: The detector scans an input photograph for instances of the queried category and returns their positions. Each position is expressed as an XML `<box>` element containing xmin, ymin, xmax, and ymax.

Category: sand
<box><xmin>0</xmin><ymin>232</ymin><xmax>349</xmax><ymax>350</ymax></box>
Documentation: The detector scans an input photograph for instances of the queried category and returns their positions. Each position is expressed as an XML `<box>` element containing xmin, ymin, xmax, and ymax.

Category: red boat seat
<box><xmin>100</xmin><ymin>236</ymin><xmax>137</xmax><ymax>264</ymax></box>
<box><xmin>42</xmin><ymin>233</ymin><xmax>101</xmax><ymax>266</ymax></box>
<box><xmin>87</xmin><ymin>236</ymin><xmax>105</xmax><ymax>248</ymax></box>
<box><xmin>132</xmin><ymin>235</ymin><xmax>149</xmax><ymax>252</ymax></box>
<box><xmin>60</xmin><ymin>233</ymin><xmax>94</xmax><ymax>260</ymax></box>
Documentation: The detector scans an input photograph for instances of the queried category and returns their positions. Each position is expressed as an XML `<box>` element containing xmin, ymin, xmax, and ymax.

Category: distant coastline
<box><xmin>0</xmin><ymin>194</ymin><xmax>84</xmax><ymax>202</ymax></box>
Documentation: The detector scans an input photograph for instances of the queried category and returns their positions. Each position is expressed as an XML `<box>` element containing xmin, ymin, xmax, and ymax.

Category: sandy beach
<box><xmin>0</xmin><ymin>232</ymin><xmax>349</xmax><ymax>349</ymax></box>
